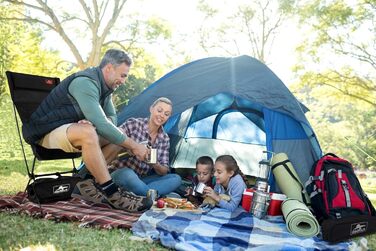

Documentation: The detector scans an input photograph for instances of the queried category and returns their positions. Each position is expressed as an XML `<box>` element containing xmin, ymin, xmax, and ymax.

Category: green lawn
<box><xmin>0</xmin><ymin>154</ymin><xmax>169</xmax><ymax>250</ymax></box>
<box><xmin>0</xmin><ymin>213</ymin><xmax>164</xmax><ymax>251</ymax></box>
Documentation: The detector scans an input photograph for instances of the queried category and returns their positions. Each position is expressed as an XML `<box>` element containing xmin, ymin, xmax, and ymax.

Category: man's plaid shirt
<box><xmin>115</xmin><ymin>117</ymin><xmax>170</xmax><ymax>176</ymax></box>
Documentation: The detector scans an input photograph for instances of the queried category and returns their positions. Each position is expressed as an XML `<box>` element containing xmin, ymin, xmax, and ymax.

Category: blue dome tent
<box><xmin>118</xmin><ymin>55</ymin><xmax>322</xmax><ymax>190</ymax></box>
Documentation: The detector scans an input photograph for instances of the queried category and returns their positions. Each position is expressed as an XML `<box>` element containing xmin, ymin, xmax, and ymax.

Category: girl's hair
<box><xmin>215</xmin><ymin>155</ymin><xmax>249</xmax><ymax>186</ymax></box>
<box><xmin>196</xmin><ymin>156</ymin><xmax>214</xmax><ymax>170</ymax></box>
<box><xmin>151</xmin><ymin>97</ymin><xmax>172</xmax><ymax>108</ymax></box>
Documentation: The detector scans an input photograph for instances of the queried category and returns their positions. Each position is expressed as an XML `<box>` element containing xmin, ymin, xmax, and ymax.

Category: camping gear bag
<box><xmin>27</xmin><ymin>175</ymin><xmax>82</xmax><ymax>203</ymax></box>
<box><xmin>305</xmin><ymin>153</ymin><xmax>376</xmax><ymax>242</ymax></box>
<box><xmin>321</xmin><ymin>214</ymin><xmax>376</xmax><ymax>243</ymax></box>
<box><xmin>305</xmin><ymin>153</ymin><xmax>375</xmax><ymax>221</ymax></box>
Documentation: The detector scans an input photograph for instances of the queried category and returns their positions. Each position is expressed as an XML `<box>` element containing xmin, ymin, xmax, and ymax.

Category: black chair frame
<box><xmin>6</xmin><ymin>71</ymin><xmax>81</xmax><ymax>183</ymax></box>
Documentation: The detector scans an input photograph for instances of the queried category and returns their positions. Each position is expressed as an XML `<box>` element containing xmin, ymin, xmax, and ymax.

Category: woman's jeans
<box><xmin>111</xmin><ymin>167</ymin><xmax>182</xmax><ymax>197</ymax></box>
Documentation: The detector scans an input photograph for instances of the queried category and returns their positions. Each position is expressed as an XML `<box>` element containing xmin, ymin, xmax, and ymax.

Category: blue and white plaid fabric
<box><xmin>132</xmin><ymin>208</ymin><xmax>350</xmax><ymax>251</ymax></box>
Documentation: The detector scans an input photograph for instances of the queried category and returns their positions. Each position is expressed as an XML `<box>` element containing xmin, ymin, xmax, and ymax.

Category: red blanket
<box><xmin>0</xmin><ymin>192</ymin><xmax>142</xmax><ymax>229</ymax></box>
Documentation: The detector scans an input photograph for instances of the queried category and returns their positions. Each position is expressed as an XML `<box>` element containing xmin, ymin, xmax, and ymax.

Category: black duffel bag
<box><xmin>27</xmin><ymin>175</ymin><xmax>82</xmax><ymax>204</ymax></box>
<box><xmin>322</xmin><ymin>214</ymin><xmax>376</xmax><ymax>242</ymax></box>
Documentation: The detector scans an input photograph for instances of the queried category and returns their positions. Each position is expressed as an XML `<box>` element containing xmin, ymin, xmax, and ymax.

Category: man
<box><xmin>22</xmin><ymin>49</ymin><xmax>152</xmax><ymax>212</ymax></box>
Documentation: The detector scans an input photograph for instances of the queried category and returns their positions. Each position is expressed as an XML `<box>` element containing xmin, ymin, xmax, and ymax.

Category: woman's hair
<box><xmin>196</xmin><ymin>156</ymin><xmax>214</xmax><ymax>170</ymax></box>
<box><xmin>215</xmin><ymin>155</ymin><xmax>249</xmax><ymax>186</ymax></box>
<box><xmin>99</xmin><ymin>49</ymin><xmax>132</xmax><ymax>69</ymax></box>
<box><xmin>151</xmin><ymin>97</ymin><xmax>173</xmax><ymax>108</ymax></box>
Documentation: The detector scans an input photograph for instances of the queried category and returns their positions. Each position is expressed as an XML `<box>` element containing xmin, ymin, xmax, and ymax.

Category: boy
<box><xmin>184</xmin><ymin>156</ymin><xmax>215</xmax><ymax>205</ymax></box>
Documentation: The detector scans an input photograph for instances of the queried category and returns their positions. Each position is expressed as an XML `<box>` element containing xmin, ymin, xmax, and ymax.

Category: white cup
<box><xmin>148</xmin><ymin>148</ymin><xmax>157</xmax><ymax>164</ymax></box>
<box><xmin>194</xmin><ymin>182</ymin><xmax>206</xmax><ymax>194</ymax></box>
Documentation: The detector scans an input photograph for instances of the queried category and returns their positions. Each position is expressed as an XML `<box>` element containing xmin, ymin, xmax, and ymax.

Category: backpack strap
<box><xmin>271</xmin><ymin>160</ymin><xmax>300</xmax><ymax>184</ymax></box>
<box><xmin>365</xmin><ymin>195</ymin><xmax>376</xmax><ymax>216</ymax></box>
<box><xmin>323</xmin><ymin>153</ymin><xmax>338</xmax><ymax>158</ymax></box>
<box><xmin>271</xmin><ymin>159</ymin><xmax>310</xmax><ymax>206</ymax></box>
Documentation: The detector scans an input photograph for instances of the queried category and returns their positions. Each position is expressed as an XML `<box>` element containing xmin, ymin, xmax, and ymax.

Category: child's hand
<box><xmin>203</xmin><ymin>186</ymin><xmax>220</xmax><ymax>203</ymax></box>
<box><xmin>185</xmin><ymin>187</ymin><xmax>193</xmax><ymax>196</ymax></box>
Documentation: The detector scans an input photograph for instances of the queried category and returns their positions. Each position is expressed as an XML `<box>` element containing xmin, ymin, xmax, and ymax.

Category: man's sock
<box><xmin>99</xmin><ymin>179</ymin><xmax>118</xmax><ymax>197</ymax></box>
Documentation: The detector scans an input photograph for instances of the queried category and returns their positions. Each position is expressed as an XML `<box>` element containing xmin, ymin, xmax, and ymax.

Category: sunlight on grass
<box><xmin>0</xmin><ymin>172</ymin><xmax>28</xmax><ymax>194</ymax></box>
<box><xmin>20</xmin><ymin>243</ymin><xmax>57</xmax><ymax>251</ymax></box>
<box><xmin>0</xmin><ymin>212</ymin><xmax>166</xmax><ymax>250</ymax></box>
<box><xmin>0</xmin><ymin>153</ymin><xmax>167</xmax><ymax>250</ymax></box>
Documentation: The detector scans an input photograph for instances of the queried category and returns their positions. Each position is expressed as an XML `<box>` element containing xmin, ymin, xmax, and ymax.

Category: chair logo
<box><xmin>350</xmin><ymin>222</ymin><xmax>368</xmax><ymax>235</ymax></box>
<box><xmin>53</xmin><ymin>184</ymin><xmax>70</xmax><ymax>194</ymax></box>
<box><xmin>44</xmin><ymin>79</ymin><xmax>54</xmax><ymax>85</ymax></box>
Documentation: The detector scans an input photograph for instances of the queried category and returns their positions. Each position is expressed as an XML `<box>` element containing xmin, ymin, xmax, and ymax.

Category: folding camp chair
<box><xmin>6</xmin><ymin>71</ymin><xmax>81</xmax><ymax>195</ymax></box>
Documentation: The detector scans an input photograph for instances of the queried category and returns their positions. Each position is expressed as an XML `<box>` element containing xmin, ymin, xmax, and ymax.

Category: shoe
<box><xmin>71</xmin><ymin>179</ymin><xmax>105</xmax><ymax>204</ymax></box>
<box><xmin>105</xmin><ymin>188</ymin><xmax>153</xmax><ymax>213</ymax></box>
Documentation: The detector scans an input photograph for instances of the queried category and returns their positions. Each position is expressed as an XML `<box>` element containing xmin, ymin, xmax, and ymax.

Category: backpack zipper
<box><xmin>341</xmin><ymin>179</ymin><xmax>351</xmax><ymax>207</ymax></box>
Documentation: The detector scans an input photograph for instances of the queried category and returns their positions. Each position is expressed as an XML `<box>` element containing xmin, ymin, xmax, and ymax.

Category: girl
<box><xmin>203</xmin><ymin>155</ymin><xmax>247</xmax><ymax>212</ymax></box>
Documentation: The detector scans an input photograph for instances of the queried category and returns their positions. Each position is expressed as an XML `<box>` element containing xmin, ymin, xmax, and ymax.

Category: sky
<box><xmin>125</xmin><ymin>0</ymin><xmax>301</xmax><ymax>84</ymax></box>
<box><xmin>41</xmin><ymin>0</ymin><xmax>304</xmax><ymax>85</ymax></box>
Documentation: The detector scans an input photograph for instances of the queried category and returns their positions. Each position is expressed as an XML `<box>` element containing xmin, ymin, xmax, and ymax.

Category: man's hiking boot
<box><xmin>106</xmin><ymin>188</ymin><xmax>153</xmax><ymax>213</ymax></box>
<box><xmin>72</xmin><ymin>179</ymin><xmax>153</xmax><ymax>212</ymax></box>
<box><xmin>71</xmin><ymin>179</ymin><xmax>105</xmax><ymax>204</ymax></box>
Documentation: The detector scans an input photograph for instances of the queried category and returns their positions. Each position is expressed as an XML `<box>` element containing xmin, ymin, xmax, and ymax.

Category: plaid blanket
<box><xmin>0</xmin><ymin>192</ymin><xmax>141</xmax><ymax>229</ymax></box>
<box><xmin>132</xmin><ymin>207</ymin><xmax>350</xmax><ymax>251</ymax></box>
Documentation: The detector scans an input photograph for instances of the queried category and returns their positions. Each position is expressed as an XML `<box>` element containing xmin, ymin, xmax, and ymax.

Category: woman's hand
<box><xmin>203</xmin><ymin>186</ymin><xmax>220</xmax><ymax>203</ymax></box>
<box><xmin>131</xmin><ymin>142</ymin><xmax>149</xmax><ymax>161</ymax></box>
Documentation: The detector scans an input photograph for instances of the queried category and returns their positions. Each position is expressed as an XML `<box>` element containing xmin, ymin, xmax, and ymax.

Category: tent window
<box><xmin>185</xmin><ymin>111</ymin><xmax>266</xmax><ymax>145</ymax></box>
<box><xmin>185</xmin><ymin>114</ymin><xmax>215</xmax><ymax>138</ymax></box>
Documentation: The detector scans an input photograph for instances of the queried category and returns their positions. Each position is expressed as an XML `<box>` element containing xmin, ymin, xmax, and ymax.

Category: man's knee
<box><xmin>68</xmin><ymin>124</ymin><xmax>99</xmax><ymax>147</ymax></box>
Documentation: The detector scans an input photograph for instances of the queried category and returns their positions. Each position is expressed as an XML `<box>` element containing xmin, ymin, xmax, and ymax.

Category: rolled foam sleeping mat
<box><xmin>282</xmin><ymin>198</ymin><xmax>320</xmax><ymax>238</ymax></box>
<box><xmin>270</xmin><ymin>153</ymin><xmax>310</xmax><ymax>204</ymax></box>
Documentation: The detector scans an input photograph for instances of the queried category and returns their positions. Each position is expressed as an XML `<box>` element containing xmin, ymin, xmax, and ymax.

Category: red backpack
<box><xmin>305</xmin><ymin>153</ymin><xmax>375</xmax><ymax>223</ymax></box>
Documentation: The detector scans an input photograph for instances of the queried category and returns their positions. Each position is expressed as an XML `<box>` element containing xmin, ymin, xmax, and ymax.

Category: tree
<box><xmin>0</xmin><ymin>6</ymin><xmax>14</xmax><ymax>94</ymax></box>
<box><xmin>0</xmin><ymin>4</ymin><xmax>76</xmax><ymax>96</ymax></box>
<box><xmin>197</xmin><ymin>0</ymin><xmax>295</xmax><ymax>63</ymax></box>
<box><xmin>1</xmin><ymin>0</ymin><xmax>173</xmax><ymax>109</ymax></box>
<box><xmin>294</xmin><ymin>0</ymin><xmax>375</xmax><ymax>107</ymax></box>
<box><xmin>112</xmin><ymin>52</ymin><xmax>161</xmax><ymax>110</ymax></box>
<box><xmin>1</xmin><ymin>0</ymin><xmax>171</xmax><ymax>69</ymax></box>
<box><xmin>292</xmin><ymin>0</ymin><xmax>376</xmax><ymax>169</ymax></box>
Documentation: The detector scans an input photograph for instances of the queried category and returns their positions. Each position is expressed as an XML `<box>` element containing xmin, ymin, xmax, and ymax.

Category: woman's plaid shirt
<box><xmin>115</xmin><ymin>117</ymin><xmax>170</xmax><ymax>176</ymax></box>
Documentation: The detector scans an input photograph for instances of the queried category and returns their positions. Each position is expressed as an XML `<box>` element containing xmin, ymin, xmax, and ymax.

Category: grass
<box><xmin>0</xmin><ymin>156</ymin><xmax>168</xmax><ymax>251</ymax></box>
<box><xmin>0</xmin><ymin>213</ymin><xmax>164</xmax><ymax>251</ymax></box>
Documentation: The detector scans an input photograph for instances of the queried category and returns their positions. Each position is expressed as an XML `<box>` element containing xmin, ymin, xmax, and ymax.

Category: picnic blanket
<box><xmin>0</xmin><ymin>192</ymin><xmax>141</xmax><ymax>229</ymax></box>
<box><xmin>132</xmin><ymin>207</ymin><xmax>350</xmax><ymax>251</ymax></box>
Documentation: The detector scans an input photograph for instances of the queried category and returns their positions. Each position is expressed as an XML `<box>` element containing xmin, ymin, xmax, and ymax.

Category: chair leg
<box><xmin>30</xmin><ymin>156</ymin><xmax>37</xmax><ymax>179</ymax></box>
<box><xmin>71</xmin><ymin>158</ymin><xmax>77</xmax><ymax>172</ymax></box>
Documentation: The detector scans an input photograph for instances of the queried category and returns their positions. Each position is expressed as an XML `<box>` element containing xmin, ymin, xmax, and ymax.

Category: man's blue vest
<box><xmin>22</xmin><ymin>67</ymin><xmax>113</xmax><ymax>144</ymax></box>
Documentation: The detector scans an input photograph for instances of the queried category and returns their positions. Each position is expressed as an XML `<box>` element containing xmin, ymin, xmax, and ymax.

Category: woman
<box><xmin>109</xmin><ymin>97</ymin><xmax>181</xmax><ymax>197</ymax></box>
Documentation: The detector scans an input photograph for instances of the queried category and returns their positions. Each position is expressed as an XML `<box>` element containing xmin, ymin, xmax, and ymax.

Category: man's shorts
<box><xmin>39</xmin><ymin>124</ymin><xmax>81</xmax><ymax>152</ymax></box>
